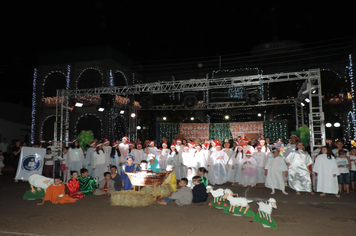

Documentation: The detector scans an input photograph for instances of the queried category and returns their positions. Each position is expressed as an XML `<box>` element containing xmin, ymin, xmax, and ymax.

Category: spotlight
<box><xmin>334</xmin><ymin>122</ymin><xmax>341</xmax><ymax>127</ymax></box>
<box><xmin>98</xmin><ymin>107</ymin><xmax>105</xmax><ymax>112</ymax></box>
<box><xmin>257</xmin><ymin>113</ymin><xmax>262</xmax><ymax>117</ymax></box>
<box><xmin>131</xmin><ymin>113</ymin><xmax>136</xmax><ymax>118</ymax></box>
<box><xmin>75</xmin><ymin>102</ymin><xmax>83</xmax><ymax>107</ymax></box>
<box><xmin>137</xmin><ymin>126</ymin><xmax>141</xmax><ymax>130</ymax></box>
<box><xmin>163</xmin><ymin>117</ymin><xmax>167</xmax><ymax>121</ymax></box>
<box><xmin>301</xmin><ymin>103</ymin><xmax>305</xmax><ymax>107</ymax></box>
<box><xmin>224</xmin><ymin>115</ymin><xmax>230</xmax><ymax>120</ymax></box>
<box><xmin>190</xmin><ymin>117</ymin><xmax>194</xmax><ymax>121</ymax></box>
<box><xmin>120</xmin><ymin>110</ymin><xmax>125</xmax><ymax>114</ymax></box>
<box><xmin>184</xmin><ymin>92</ymin><xmax>197</xmax><ymax>108</ymax></box>
<box><xmin>304</xmin><ymin>98</ymin><xmax>310</xmax><ymax>103</ymax></box>
<box><xmin>326</xmin><ymin>123</ymin><xmax>332</xmax><ymax>128</ymax></box>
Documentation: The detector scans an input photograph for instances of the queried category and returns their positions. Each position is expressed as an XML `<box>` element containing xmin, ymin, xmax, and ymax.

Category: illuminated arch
<box><xmin>76</xmin><ymin>68</ymin><xmax>104</xmax><ymax>89</ymax></box>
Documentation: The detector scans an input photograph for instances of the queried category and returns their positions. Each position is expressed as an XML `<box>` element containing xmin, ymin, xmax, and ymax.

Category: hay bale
<box><xmin>111</xmin><ymin>190</ymin><xmax>153</xmax><ymax>207</ymax></box>
<box><xmin>140</xmin><ymin>184</ymin><xmax>173</xmax><ymax>197</ymax></box>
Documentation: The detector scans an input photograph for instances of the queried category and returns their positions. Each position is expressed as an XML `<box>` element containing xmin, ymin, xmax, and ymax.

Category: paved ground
<box><xmin>0</xmin><ymin>168</ymin><xmax>355</xmax><ymax>236</ymax></box>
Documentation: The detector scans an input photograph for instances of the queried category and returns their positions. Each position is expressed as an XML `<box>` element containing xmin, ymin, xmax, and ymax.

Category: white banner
<box><xmin>15</xmin><ymin>147</ymin><xmax>46</xmax><ymax>181</ymax></box>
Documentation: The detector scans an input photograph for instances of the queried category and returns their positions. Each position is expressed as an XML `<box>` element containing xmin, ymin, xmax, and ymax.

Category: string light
<box><xmin>74</xmin><ymin>113</ymin><xmax>103</xmax><ymax>138</ymax></box>
<box><xmin>76</xmin><ymin>67</ymin><xmax>104</xmax><ymax>89</ymax></box>
<box><xmin>30</xmin><ymin>68</ymin><xmax>37</xmax><ymax>144</ymax></box>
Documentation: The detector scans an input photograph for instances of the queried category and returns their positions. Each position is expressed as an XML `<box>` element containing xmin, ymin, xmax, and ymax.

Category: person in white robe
<box><xmin>283</xmin><ymin>135</ymin><xmax>298</xmax><ymax>158</ymax></box>
<box><xmin>227</xmin><ymin>145</ymin><xmax>243</xmax><ymax>185</ymax></box>
<box><xmin>181</xmin><ymin>146</ymin><xmax>194</xmax><ymax>177</ymax></box>
<box><xmin>131</xmin><ymin>144</ymin><xmax>143</xmax><ymax>164</ymax></box>
<box><xmin>156</xmin><ymin>148</ymin><xmax>167</xmax><ymax>171</ymax></box>
<box><xmin>252</xmin><ymin>144</ymin><xmax>267</xmax><ymax>184</ymax></box>
<box><xmin>102</xmin><ymin>138</ymin><xmax>112</xmax><ymax>170</ymax></box>
<box><xmin>194</xmin><ymin>145</ymin><xmax>207</xmax><ymax>169</ymax></box>
<box><xmin>175</xmin><ymin>139</ymin><xmax>183</xmax><ymax>153</ymax></box>
<box><xmin>265</xmin><ymin>148</ymin><xmax>288</xmax><ymax>195</ymax></box>
<box><xmin>208</xmin><ymin>144</ymin><xmax>228</xmax><ymax>185</ymax></box>
<box><xmin>201</xmin><ymin>143</ymin><xmax>211</xmax><ymax>169</ymax></box>
<box><xmin>285</xmin><ymin>142</ymin><xmax>314</xmax><ymax>195</ymax></box>
<box><xmin>240</xmin><ymin>150</ymin><xmax>257</xmax><ymax>187</ymax></box>
<box><xmin>223</xmin><ymin>141</ymin><xmax>233</xmax><ymax>166</ymax></box>
<box><xmin>188</xmin><ymin>142</ymin><xmax>196</xmax><ymax>155</ymax></box>
<box><xmin>68</xmin><ymin>139</ymin><xmax>85</xmax><ymax>181</ymax></box>
<box><xmin>313</xmin><ymin>146</ymin><xmax>340</xmax><ymax>197</ymax></box>
<box><xmin>186</xmin><ymin>167</ymin><xmax>197</xmax><ymax>189</ymax></box>
<box><xmin>85</xmin><ymin>141</ymin><xmax>96</xmax><ymax>177</ymax></box>
<box><xmin>167</xmin><ymin>145</ymin><xmax>181</xmax><ymax>179</ymax></box>
<box><xmin>241</xmin><ymin>138</ymin><xmax>254</xmax><ymax>157</ymax></box>
<box><xmin>256</xmin><ymin>139</ymin><xmax>270</xmax><ymax>155</ymax></box>
<box><xmin>118</xmin><ymin>137</ymin><xmax>130</xmax><ymax>160</ymax></box>
<box><xmin>141</xmin><ymin>147</ymin><xmax>149</xmax><ymax>165</ymax></box>
<box><xmin>92</xmin><ymin>143</ymin><xmax>109</xmax><ymax>181</ymax></box>
<box><xmin>109</xmin><ymin>142</ymin><xmax>120</xmax><ymax>169</ymax></box>
<box><xmin>148</xmin><ymin>141</ymin><xmax>158</xmax><ymax>155</ymax></box>
<box><xmin>161</xmin><ymin>142</ymin><xmax>170</xmax><ymax>163</ymax></box>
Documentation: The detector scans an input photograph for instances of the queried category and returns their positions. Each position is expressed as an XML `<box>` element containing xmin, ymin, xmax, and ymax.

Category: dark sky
<box><xmin>1</xmin><ymin>1</ymin><xmax>355</xmax><ymax>107</ymax></box>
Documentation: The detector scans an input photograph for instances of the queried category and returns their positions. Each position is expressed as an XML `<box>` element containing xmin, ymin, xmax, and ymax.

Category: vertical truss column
<box><xmin>295</xmin><ymin>102</ymin><xmax>304</xmax><ymax>130</ymax></box>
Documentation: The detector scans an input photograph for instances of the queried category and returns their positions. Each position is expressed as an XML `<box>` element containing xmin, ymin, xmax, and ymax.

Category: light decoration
<box><xmin>76</xmin><ymin>67</ymin><xmax>104</xmax><ymax>89</ymax></box>
<box><xmin>30</xmin><ymin>68</ymin><xmax>38</xmax><ymax>144</ymax></box>
<box><xmin>114</xmin><ymin>70</ymin><xmax>128</xmax><ymax>87</ymax></box>
<box><xmin>109</xmin><ymin>70</ymin><xmax>114</xmax><ymax>87</ymax></box>
<box><xmin>40</xmin><ymin>115</ymin><xmax>56</xmax><ymax>141</ymax></box>
<box><xmin>347</xmin><ymin>54</ymin><xmax>356</xmax><ymax>139</ymax></box>
<box><xmin>74</xmin><ymin>113</ymin><xmax>103</xmax><ymax>138</ymax></box>
<box><xmin>41</xmin><ymin>70</ymin><xmax>67</xmax><ymax>97</ymax></box>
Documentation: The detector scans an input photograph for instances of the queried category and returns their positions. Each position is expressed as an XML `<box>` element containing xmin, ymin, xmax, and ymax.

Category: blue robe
<box><xmin>120</xmin><ymin>164</ymin><xmax>140</xmax><ymax>190</ymax></box>
<box><xmin>147</xmin><ymin>158</ymin><xmax>162</xmax><ymax>172</ymax></box>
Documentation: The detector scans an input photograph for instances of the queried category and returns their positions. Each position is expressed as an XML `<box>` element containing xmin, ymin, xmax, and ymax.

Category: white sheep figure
<box><xmin>256</xmin><ymin>198</ymin><xmax>277</xmax><ymax>223</ymax></box>
<box><xmin>223</xmin><ymin>192</ymin><xmax>253</xmax><ymax>215</ymax></box>
<box><xmin>206</xmin><ymin>185</ymin><xmax>225</xmax><ymax>203</ymax></box>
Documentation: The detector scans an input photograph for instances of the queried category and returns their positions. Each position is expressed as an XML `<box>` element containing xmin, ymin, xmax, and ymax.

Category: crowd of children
<box><xmin>35</xmin><ymin>134</ymin><xmax>356</xmax><ymax>206</ymax></box>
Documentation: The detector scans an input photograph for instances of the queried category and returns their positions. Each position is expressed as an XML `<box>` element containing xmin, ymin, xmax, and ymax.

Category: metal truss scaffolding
<box><xmin>55</xmin><ymin>69</ymin><xmax>325</xmax><ymax>152</ymax></box>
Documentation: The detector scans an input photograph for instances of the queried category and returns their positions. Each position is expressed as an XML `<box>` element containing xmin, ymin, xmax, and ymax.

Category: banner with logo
<box><xmin>15</xmin><ymin>147</ymin><xmax>47</xmax><ymax>181</ymax></box>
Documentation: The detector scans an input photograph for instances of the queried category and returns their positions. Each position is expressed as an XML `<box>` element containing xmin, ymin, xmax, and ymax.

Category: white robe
<box><xmin>93</xmin><ymin>150</ymin><xmax>108</xmax><ymax>181</ymax></box>
<box><xmin>85</xmin><ymin>147</ymin><xmax>95</xmax><ymax>176</ymax></box>
<box><xmin>118</xmin><ymin>143</ymin><xmax>129</xmax><ymax>159</ymax></box>
<box><xmin>209</xmin><ymin>150</ymin><xmax>228</xmax><ymax>185</ymax></box>
<box><xmin>265</xmin><ymin>155</ymin><xmax>288</xmax><ymax>191</ymax></box>
<box><xmin>252</xmin><ymin>152</ymin><xmax>267</xmax><ymax>183</ymax></box>
<box><xmin>285</xmin><ymin>150</ymin><xmax>313</xmax><ymax>192</ymax></box>
<box><xmin>131</xmin><ymin>149</ymin><xmax>143</xmax><ymax>164</ymax></box>
<box><xmin>313</xmin><ymin>154</ymin><xmax>339</xmax><ymax>194</ymax></box>
<box><xmin>68</xmin><ymin>147</ymin><xmax>84</xmax><ymax>180</ymax></box>
<box><xmin>181</xmin><ymin>152</ymin><xmax>195</xmax><ymax>177</ymax></box>
<box><xmin>194</xmin><ymin>151</ymin><xmax>207</xmax><ymax>169</ymax></box>
<box><xmin>167</xmin><ymin>152</ymin><xmax>181</xmax><ymax>179</ymax></box>
<box><xmin>226</xmin><ymin>151</ymin><xmax>242</xmax><ymax>183</ymax></box>
<box><xmin>102</xmin><ymin>145</ymin><xmax>112</xmax><ymax>167</ymax></box>
<box><xmin>28</xmin><ymin>174</ymin><xmax>53</xmax><ymax>190</ymax></box>
<box><xmin>240</xmin><ymin>157</ymin><xmax>257</xmax><ymax>187</ymax></box>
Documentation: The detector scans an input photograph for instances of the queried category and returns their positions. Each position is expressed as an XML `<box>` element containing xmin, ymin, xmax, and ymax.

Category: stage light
<box><xmin>326</xmin><ymin>123</ymin><xmax>332</xmax><ymax>128</ymax></box>
<box><xmin>257</xmin><ymin>113</ymin><xmax>262</xmax><ymax>117</ymax></box>
<box><xmin>190</xmin><ymin>117</ymin><xmax>194</xmax><ymax>121</ymax></box>
<box><xmin>98</xmin><ymin>107</ymin><xmax>105</xmax><ymax>112</ymax></box>
<box><xmin>305</xmin><ymin>98</ymin><xmax>310</xmax><ymax>103</ymax></box>
<box><xmin>75</xmin><ymin>102</ymin><xmax>83</xmax><ymax>107</ymax></box>
<box><xmin>184</xmin><ymin>92</ymin><xmax>197</xmax><ymax>108</ymax></box>
<box><xmin>137</xmin><ymin>126</ymin><xmax>141</xmax><ymax>130</ymax></box>
<box><xmin>301</xmin><ymin>103</ymin><xmax>305</xmax><ymax>106</ymax></box>
<box><xmin>224</xmin><ymin>115</ymin><xmax>229</xmax><ymax>120</ymax></box>
<box><xmin>334</xmin><ymin>122</ymin><xmax>341</xmax><ymax>127</ymax></box>
<box><xmin>131</xmin><ymin>113</ymin><xmax>136</xmax><ymax>118</ymax></box>
<box><xmin>163</xmin><ymin>117</ymin><xmax>167</xmax><ymax>121</ymax></box>
<box><xmin>120</xmin><ymin>110</ymin><xmax>125</xmax><ymax>114</ymax></box>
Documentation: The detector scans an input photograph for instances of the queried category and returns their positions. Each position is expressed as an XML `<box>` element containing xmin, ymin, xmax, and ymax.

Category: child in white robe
<box><xmin>186</xmin><ymin>167</ymin><xmax>197</xmax><ymax>189</ymax></box>
<box><xmin>194</xmin><ymin>145</ymin><xmax>207</xmax><ymax>169</ymax></box>
<box><xmin>265</xmin><ymin>148</ymin><xmax>288</xmax><ymax>195</ymax></box>
<box><xmin>253</xmin><ymin>145</ymin><xmax>267</xmax><ymax>184</ymax></box>
<box><xmin>209</xmin><ymin>144</ymin><xmax>228</xmax><ymax>185</ymax></box>
<box><xmin>240</xmin><ymin>150</ymin><xmax>257</xmax><ymax>187</ymax></box>
<box><xmin>313</xmin><ymin>146</ymin><xmax>340</xmax><ymax>198</ymax></box>
<box><xmin>227</xmin><ymin>145</ymin><xmax>243</xmax><ymax>185</ymax></box>
<box><xmin>167</xmin><ymin>145</ymin><xmax>181</xmax><ymax>179</ymax></box>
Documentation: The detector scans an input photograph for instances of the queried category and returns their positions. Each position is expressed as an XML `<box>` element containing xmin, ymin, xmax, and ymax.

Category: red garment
<box><xmin>44</xmin><ymin>184</ymin><xmax>76</xmax><ymax>204</ymax></box>
<box><xmin>104</xmin><ymin>181</ymin><xmax>108</xmax><ymax>189</ymax></box>
<box><xmin>66</xmin><ymin>179</ymin><xmax>84</xmax><ymax>199</ymax></box>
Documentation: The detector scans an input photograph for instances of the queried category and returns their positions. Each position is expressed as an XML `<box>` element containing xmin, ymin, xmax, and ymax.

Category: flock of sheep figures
<box><xmin>206</xmin><ymin>186</ymin><xmax>277</xmax><ymax>228</ymax></box>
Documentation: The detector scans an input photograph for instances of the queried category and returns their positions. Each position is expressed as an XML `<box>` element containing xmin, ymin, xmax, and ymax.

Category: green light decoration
<box><xmin>76</xmin><ymin>130</ymin><xmax>97</xmax><ymax>151</ymax></box>
<box><xmin>209</xmin><ymin>123</ymin><xmax>232</xmax><ymax>141</ymax></box>
<box><xmin>291</xmin><ymin>124</ymin><xmax>310</xmax><ymax>147</ymax></box>
<box><xmin>159</xmin><ymin>123</ymin><xmax>180</xmax><ymax>143</ymax></box>
<box><xmin>263</xmin><ymin>121</ymin><xmax>288</xmax><ymax>144</ymax></box>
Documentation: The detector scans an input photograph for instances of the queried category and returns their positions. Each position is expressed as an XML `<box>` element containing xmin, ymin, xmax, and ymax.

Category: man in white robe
<box><xmin>313</xmin><ymin>153</ymin><xmax>340</xmax><ymax>196</ymax></box>
<box><xmin>209</xmin><ymin>144</ymin><xmax>228</xmax><ymax>185</ymax></box>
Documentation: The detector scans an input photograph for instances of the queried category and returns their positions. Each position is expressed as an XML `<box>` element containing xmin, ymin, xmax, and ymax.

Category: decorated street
<box><xmin>1</xmin><ymin>170</ymin><xmax>355</xmax><ymax>236</ymax></box>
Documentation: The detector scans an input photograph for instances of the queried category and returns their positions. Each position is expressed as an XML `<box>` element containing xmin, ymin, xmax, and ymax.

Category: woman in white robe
<box><xmin>285</xmin><ymin>142</ymin><xmax>314</xmax><ymax>195</ymax></box>
<box><xmin>209</xmin><ymin>144</ymin><xmax>228</xmax><ymax>185</ymax></box>
<box><xmin>252</xmin><ymin>145</ymin><xmax>267</xmax><ymax>184</ymax></box>
<box><xmin>313</xmin><ymin>146</ymin><xmax>340</xmax><ymax>197</ymax></box>
<box><xmin>92</xmin><ymin>143</ymin><xmax>108</xmax><ymax>181</ymax></box>
<box><xmin>265</xmin><ymin>148</ymin><xmax>288</xmax><ymax>195</ymax></box>
<box><xmin>68</xmin><ymin>139</ymin><xmax>84</xmax><ymax>180</ymax></box>
<box><xmin>167</xmin><ymin>145</ymin><xmax>181</xmax><ymax>179</ymax></box>
<box><xmin>227</xmin><ymin>145</ymin><xmax>243</xmax><ymax>185</ymax></box>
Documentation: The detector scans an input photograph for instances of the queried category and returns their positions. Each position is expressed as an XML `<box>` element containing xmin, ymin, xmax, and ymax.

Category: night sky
<box><xmin>1</xmin><ymin>1</ymin><xmax>355</xmax><ymax>107</ymax></box>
